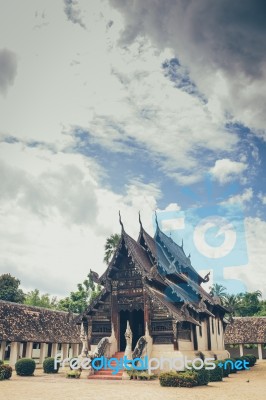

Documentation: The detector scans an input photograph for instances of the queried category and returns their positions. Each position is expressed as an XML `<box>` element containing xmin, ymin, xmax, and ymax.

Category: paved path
<box><xmin>2</xmin><ymin>361</ymin><xmax>266</xmax><ymax>400</ymax></box>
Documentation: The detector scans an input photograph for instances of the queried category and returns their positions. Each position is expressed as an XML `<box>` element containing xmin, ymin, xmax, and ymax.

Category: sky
<box><xmin>0</xmin><ymin>0</ymin><xmax>265</xmax><ymax>298</ymax></box>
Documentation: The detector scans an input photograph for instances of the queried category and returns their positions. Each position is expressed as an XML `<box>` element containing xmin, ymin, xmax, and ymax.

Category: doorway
<box><xmin>119</xmin><ymin>309</ymin><xmax>144</xmax><ymax>351</ymax></box>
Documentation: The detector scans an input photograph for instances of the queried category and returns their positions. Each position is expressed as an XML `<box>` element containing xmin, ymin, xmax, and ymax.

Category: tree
<box><xmin>24</xmin><ymin>289</ymin><xmax>58</xmax><ymax>309</ymax></box>
<box><xmin>57</xmin><ymin>271</ymin><xmax>101</xmax><ymax>313</ymax></box>
<box><xmin>209</xmin><ymin>283</ymin><xmax>227</xmax><ymax>304</ymax></box>
<box><xmin>103</xmin><ymin>233</ymin><xmax>121</xmax><ymax>264</ymax></box>
<box><xmin>224</xmin><ymin>294</ymin><xmax>241</xmax><ymax>316</ymax></box>
<box><xmin>236</xmin><ymin>290</ymin><xmax>262</xmax><ymax>316</ymax></box>
<box><xmin>0</xmin><ymin>273</ymin><xmax>25</xmax><ymax>303</ymax></box>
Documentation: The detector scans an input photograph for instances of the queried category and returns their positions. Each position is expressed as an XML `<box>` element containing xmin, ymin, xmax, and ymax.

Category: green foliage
<box><xmin>221</xmin><ymin>359</ymin><xmax>231</xmax><ymax>377</ymax></box>
<box><xmin>0</xmin><ymin>364</ymin><xmax>12</xmax><ymax>380</ymax></box>
<box><xmin>188</xmin><ymin>361</ymin><xmax>210</xmax><ymax>386</ymax></box>
<box><xmin>159</xmin><ymin>371</ymin><xmax>198</xmax><ymax>387</ymax></box>
<box><xmin>24</xmin><ymin>289</ymin><xmax>58</xmax><ymax>309</ymax></box>
<box><xmin>0</xmin><ymin>273</ymin><xmax>25</xmax><ymax>303</ymax></box>
<box><xmin>43</xmin><ymin>357</ymin><xmax>59</xmax><ymax>374</ymax></box>
<box><xmin>245</xmin><ymin>354</ymin><xmax>257</xmax><ymax>367</ymax></box>
<box><xmin>66</xmin><ymin>370</ymin><xmax>81</xmax><ymax>379</ymax></box>
<box><xmin>103</xmin><ymin>234</ymin><xmax>121</xmax><ymax>264</ymax></box>
<box><xmin>209</xmin><ymin>361</ymin><xmax>223</xmax><ymax>382</ymax></box>
<box><xmin>15</xmin><ymin>358</ymin><xmax>36</xmax><ymax>376</ymax></box>
<box><xmin>224</xmin><ymin>358</ymin><xmax>237</xmax><ymax>373</ymax></box>
<box><xmin>57</xmin><ymin>271</ymin><xmax>101</xmax><ymax>313</ymax></box>
<box><xmin>209</xmin><ymin>283</ymin><xmax>227</xmax><ymax>304</ymax></box>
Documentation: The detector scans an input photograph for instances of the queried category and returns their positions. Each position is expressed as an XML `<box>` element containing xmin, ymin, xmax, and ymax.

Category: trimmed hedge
<box><xmin>224</xmin><ymin>358</ymin><xmax>237</xmax><ymax>373</ymax></box>
<box><xmin>159</xmin><ymin>371</ymin><xmax>198</xmax><ymax>387</ymax></box>
<box><xmin>0</xmin><ymin>364</ymin><xmax>12</xmax><ymax>380</ymax></box>
<box><xmin>43</xmin><ymin>357</ymin><xmax>59</xmax><ymax>374</ymax></box>
<box><xmin>221</xmin><ymin>359</ymin><xmax>231</xmax><ymax>377</ymax></box>
<box><xmin>209</xmin><ymin>361</ymin><xmax>223</xmax><ymax>382</ymax></box>
<box><xmin>245</xmin><ymin>354</ymin><xmax>257</xmax><ymax>367</ymax></box>
<box><xmin>188</xmin><ymin>361</ymin><xmax>210</xmax><ymax>386</ymax></box>
<box><xmin>15</xmin><ymin>358</ymin><xmax>36</xmax><ymax>376</ymax></box>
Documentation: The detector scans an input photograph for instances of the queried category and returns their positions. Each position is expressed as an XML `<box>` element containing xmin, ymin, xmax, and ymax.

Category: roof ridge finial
<box><xmin>119</xmin><ymin>210</ymin><xmax>124</xmax><ymax>231</ymax></box>
<box><xmin>138</xmin><ymin>211</ymin><xmax>143</xmax><ymax>230</ymax></box>
<box><xmin>181</xmin><ymin>238</ymin><xmax>184</xmax><ymax>248</ymax></box>
<box><xmin>155</xmin><ymin>210</ymin><xmax>159</xmax><ymax>228</ymax></box>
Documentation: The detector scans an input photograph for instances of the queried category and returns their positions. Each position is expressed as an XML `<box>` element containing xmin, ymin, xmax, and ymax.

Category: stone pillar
<box><xmin>0</xmin><ymin>341</ymin><xmax>6</xmax><ymax>361</ymax></box>
<box><xmin>51</xmin><ymin>343</ymin><xmax>58</xmax><ymax>358</ymax></box>
<box><xmin>71</xmin><ymin>343</ymin><xmax>79</xmax><ymax>357</ymax></box>
<box><xmin>25</xmin><ymin>342</ymin><xmax>33</xmax><ymax>359</ymax></box>
<box><xmin>239</xmin><ymin>343</ymin><xmax>244</xmax><ymax>357</ymax></box>
<box><xmin>62</xmin><ymin>343</ymin><xmax>69</xmax><ymax>361</ymax></box>
<box><xmin>39</xmin><ymin>343</ymin><xmax>48</xmax><ymax>364</ymax></box>
<box><xmin>258</xmin><ymin>343</ymin><xmax>263</xmax><ymax>360</ymax></box>
<box><xmin>9</xmin><ymin>342</ymin><xmax>20</xmax><ymax>367</ymax></box>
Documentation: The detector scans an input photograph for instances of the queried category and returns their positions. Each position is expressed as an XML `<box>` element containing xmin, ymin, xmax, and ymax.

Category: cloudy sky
<box><xmin>0</xmin><ymin>0</ymin><xmax>265</xmax><ymax>298</ymax></box>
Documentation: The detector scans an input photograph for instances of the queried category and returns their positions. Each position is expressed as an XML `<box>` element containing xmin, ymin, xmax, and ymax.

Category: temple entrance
<box><xmin>119</xmin><ymin>309</ymin><xmax>144</xmax><ymax>351</ymax></box>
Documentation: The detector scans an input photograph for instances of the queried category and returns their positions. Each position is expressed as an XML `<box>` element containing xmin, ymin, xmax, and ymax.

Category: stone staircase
<box><xmin>87</xmin><ymin>352</ymin><xmax>125</xmax><ymax>380</ymax></box>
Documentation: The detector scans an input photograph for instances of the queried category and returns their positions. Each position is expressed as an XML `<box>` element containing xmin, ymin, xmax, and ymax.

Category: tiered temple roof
<box><xmin>84</xmin><ymin>215</ymin><xmax>227</xmax><ymax>322</ymax></box>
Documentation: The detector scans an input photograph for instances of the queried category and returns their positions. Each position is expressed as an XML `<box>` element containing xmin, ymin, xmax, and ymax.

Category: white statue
<box><xmin>124</xmin><ymin>320</ymin><xmax>132</xmax><ymax>360</ymax></box>
<box><xmin>80</xmin><ymin>322</ymin><xmax>88</xmax><ymax>358</ymax></box>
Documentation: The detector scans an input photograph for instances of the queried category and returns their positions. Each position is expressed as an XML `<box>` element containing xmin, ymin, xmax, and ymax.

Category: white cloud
<box><xmin>110</xmin><ymin>0</ymin><xmax>266</xmax><ymax>136</ymax></box>
<box><xmin>224</xmin><ymin>217</ymin><xmax>266</xmax><ymax>297</ymax></box>
<box><xmin>258</xmin><ymin>193</ymin><xmax>266</xmax><ymax>205</ymax></box>
<box><xmin>210</xmin><ymin>158</ymin><xmax>247</xmax><ymax>184</ymax></box>
<box><xmin>0</xmin><ymin>141</ymin><xmax>160</xmax><ymax>296</ymax></box>
<box><xmin>0</xmin><ymin>1</ymin><xmax>241</xmax><ymax>185</ymax></box>
<box><xmin>223</xmin><ymin>188</ymin><xmax>253</xmax><ymax>205</ymax></box>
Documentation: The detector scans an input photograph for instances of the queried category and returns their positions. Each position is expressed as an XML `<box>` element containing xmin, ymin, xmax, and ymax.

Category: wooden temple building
<box><xmin>79</xmin><ymin>214</ymin><xmax>229</xmax><ymax>363</ymax></box>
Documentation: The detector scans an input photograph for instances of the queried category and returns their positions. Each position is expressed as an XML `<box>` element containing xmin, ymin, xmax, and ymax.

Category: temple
<box><xmin>78</xmin><ymin>214</ymin><xmax>229</xmax><ymax>368</ymax></box>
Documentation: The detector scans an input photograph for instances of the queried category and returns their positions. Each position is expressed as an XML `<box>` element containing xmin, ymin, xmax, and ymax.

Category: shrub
<box><xmin>209</xmin><ymin>361</ymin><xmax>223</xmax><ymax>382</ymax></box>
<box><xmin>43</xmin><ymin>357</ymin><xmax>59</xmax><ymax>374</ymax></box>
<box><xmin>244</xmin><ymin>354</ymin><xmax>257</xmax><ymax>367</ymax></box>
<box><xmin>0</xmin><ymin>360</ymin><xmax>4</xmax><ymax>366</ymax></box>
<box><xmin>66</xmin><ymin>370</ymin><xmax>81</xmax><ymax>379</ymax></box>
<box><xmin>15</xmin><ymin>358</ymin><xmax>36</xmax><ymax>376</ymax></box>
<box><xmin>224</xmin><ymin>358</ymin><xmax>237</xmax><ymax>373</ymax></box>
<box><xmin>159</xmin><ymin>371</ymin><xmax>198</xmax><ymax>387</ymax></box>
<box><xmin>0</xmin><ymin>364</ymin><xmax>12</xmax><ymax>380</ymax></box>
<box><xmin>221</xmin><ymin>359</ymin><xmax>231</xmax><ymax>377</ymax></box>
<box><xmin>188</xmin><ymin>361</ymin><xmax>210</xmax><ymax>386</ymax></box>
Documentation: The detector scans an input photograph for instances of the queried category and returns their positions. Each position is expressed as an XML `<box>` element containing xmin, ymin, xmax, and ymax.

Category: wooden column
<box><xmin>111</xmin><ymin>281</ymin><xmax>119</xmax><ymax>343</ymax></box>
<box><xmin>25</xmin><ymin>342</ymin><xmax>33</xmax><ymax>358</ymax></box>
<box><xmin>143</xmin><ymin>287</ymin><xmax>150</xmax><ymax>330</ymax></box>
<box><xmin>239</xmin><ymin>343</ymin><xmax>244</xmax><ymax>356</ymax></box>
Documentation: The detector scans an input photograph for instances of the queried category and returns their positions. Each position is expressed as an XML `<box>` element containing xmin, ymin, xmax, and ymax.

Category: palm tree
<box><xmin>103</xmin><ymin>234</ymin><xmax>121</xmax><ymax>264</ymax></box>
<box><xmin>209</xmin><ymin>283</ymin><xmax>227</xmax><ymax>304</ymax></box>
<box><xmin>224</xmin><ymin>294</ymin><xmax>241</xmax><ymax>316</ymax></box>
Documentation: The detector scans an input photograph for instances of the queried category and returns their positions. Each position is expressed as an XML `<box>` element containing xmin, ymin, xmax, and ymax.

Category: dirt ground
<box><xmin>1</xmin><ymin>361</ymin><xmax>266</xmax><ymax>400</ymax></box>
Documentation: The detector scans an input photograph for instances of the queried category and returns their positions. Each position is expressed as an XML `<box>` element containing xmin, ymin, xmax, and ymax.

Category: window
<box><xmin>178</xmin><ymin>322</ymin><xmax>191</xmax><ymax>341</ymax></box>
